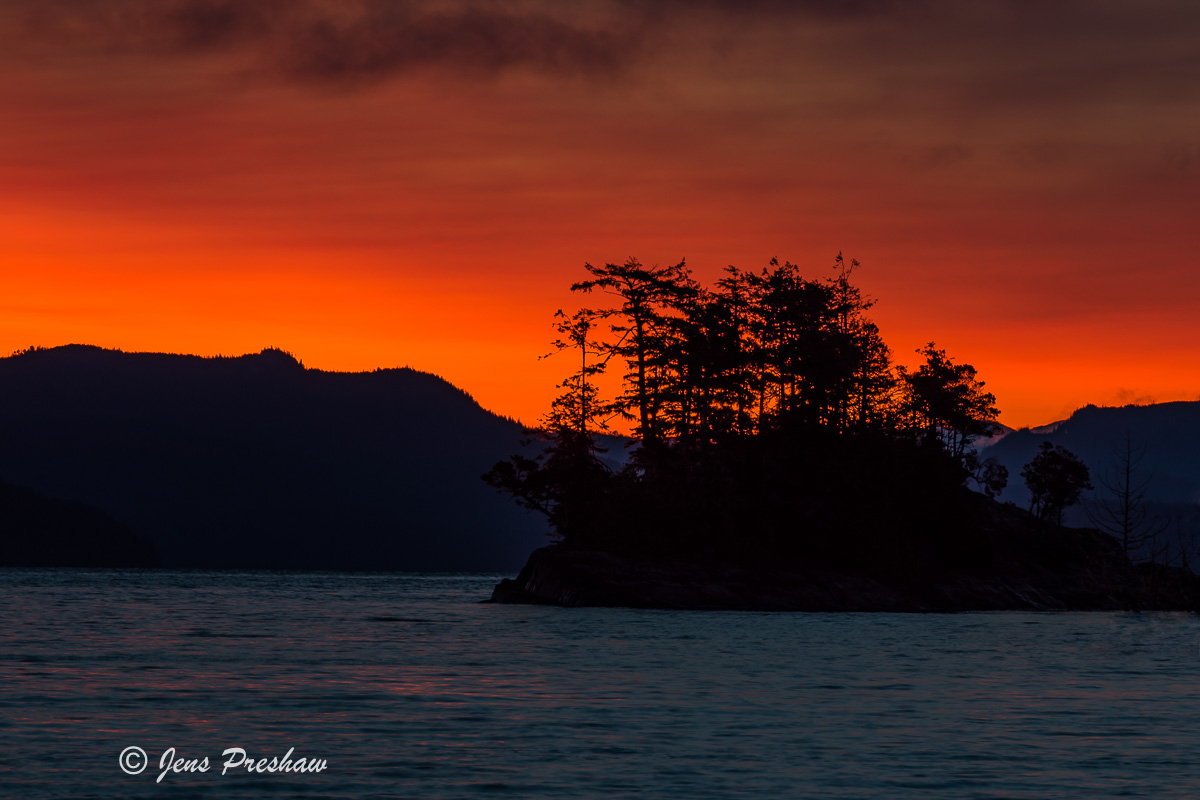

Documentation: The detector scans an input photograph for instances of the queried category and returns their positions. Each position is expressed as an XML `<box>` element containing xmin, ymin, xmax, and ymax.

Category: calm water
<box><xmin>2</xmin><ymin>569</ymin><xmax>1199</xmax><ymax>799</ymax></box>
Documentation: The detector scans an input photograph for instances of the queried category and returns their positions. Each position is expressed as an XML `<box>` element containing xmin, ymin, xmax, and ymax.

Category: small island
<box><xmin>485</xmin><ymin>256</ymin><xmax>1200</xmax><ymax>611</ymax></box>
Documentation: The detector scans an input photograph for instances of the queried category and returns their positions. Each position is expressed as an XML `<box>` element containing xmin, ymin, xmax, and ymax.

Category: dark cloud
<box><xmin>11</xmin><ymin>0</ymin><xmax>643</xmax><ymax>83</ymax></box>
<box><xmin>154</xmin><ymin>1</ymin><xmax>279</xmax><ymax>51</ymax></box>
<box><xmin>286</xmin><ymin>5</ymin><xmax>635</xmax><ymax>83</ymax></box>
<box><xmin>8</xmin><ymin>0</ymin><xmax>1200</xmax><ymax>112</ymax></box>
<box><xmin>618</xmin><ymin>0</ymin><xmax>903</xmax><ymax>21</ymax></box>
<box><xmin>20</xmin><ymin>0</ymin><xmax>283</xmax><ymax>53</ymax></box>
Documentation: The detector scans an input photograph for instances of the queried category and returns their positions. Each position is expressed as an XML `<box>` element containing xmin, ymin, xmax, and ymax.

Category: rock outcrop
<box><xmin>491</xmin><ymin>507</ymin><xmax>1200</xmax><ymax>611</ymax></box>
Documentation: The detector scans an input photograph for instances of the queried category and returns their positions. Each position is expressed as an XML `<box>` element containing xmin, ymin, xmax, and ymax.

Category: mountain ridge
<box><xmin>981</xmin><ymin>400</ymin><xmax>1200</xmax><ymax>508</ymax></box>
<box><xmin>0</xmin><ymin>344</ymin><xmax>546</xmax><ymax>570</ymax></box>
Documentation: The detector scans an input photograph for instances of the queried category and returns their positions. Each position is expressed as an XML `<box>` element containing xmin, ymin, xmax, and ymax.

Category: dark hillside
<box><xmin>982</xmin><ymin>401</ymin><xmax>1200</xmax><ymax>511</ymax></box>
<box><xmin>0</xmin><ymin>480</ymin><xmax>158</xmax><ymax>567</ymax></box>
<box><xmin>0</xmin><ymin>345</ymin><xmax>546</xmax><ymax>570</ymax></box>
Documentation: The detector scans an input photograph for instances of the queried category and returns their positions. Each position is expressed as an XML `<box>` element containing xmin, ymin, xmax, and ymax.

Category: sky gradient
<box><xmin>2</xmin><ymin>0</ymin><xmax>1198</xmax><ymax>427</ymax></box>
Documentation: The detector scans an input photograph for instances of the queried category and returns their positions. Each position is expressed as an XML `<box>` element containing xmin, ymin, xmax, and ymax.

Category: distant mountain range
<box><xmin>978</xmin><ymin>401</ymin><xmax>1200</xmax><ymax>516</ymax></box>
<box><xmin>0</xmin><ymin>345</ymin><xmax>548</xmax><ymax>571</ymax></box>
<box><xmin>972</xmin><ymin>418</ymin><xmax>1067</xmax><ymax>449</ymax></box>
<box><xmin>1</xmin><ymin>344</ymin><xmax>1194</xmax><ymax>571</ymax></box>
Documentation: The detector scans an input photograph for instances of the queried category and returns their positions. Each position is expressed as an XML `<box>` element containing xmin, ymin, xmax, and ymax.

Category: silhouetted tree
<box><xmin>899</xmin><ymin>344</ymin><xmax>999</xmax><ymax>458</ymax></box>
<box><xmin>1021</xmin><ymin>442</ymin><xmax>1093</xmax><ymax>525</ymax></box>
<box><xmin>1173</xmin><ymin>513</ymin><xmax>1200</xmax><ymax>573</ymax></box>
<box><xmin>544</xmin><ymin>308</ymin><xmax>610</xmax><ymax>442</ymax></box>
<box><xmin>571</xmin><ymin>258</ymin><xmax>697</xmax><ymax>446</ymax></box>
<box><xmin>964</xmin><ymin>451</ymin><xmax>1008</xmax><ymax>499</ymax></box>
<box><xmin>482</xmin><ymin>307</ymin><xmax>612</xmax><ymax>542</ymax></box>
<box><xmin>827</xmin><ymin>255</ymin><xmax>895</xmax><ymax>432</ymax></box>
<box><xmin>1087</xmin><ymin>432</ymin><xmax>1168</xmax><ymax>561</ymax></box>
<box><xmin>756</xmin><ymin>258</ymin><xmax>832</xmax><ymax>429</ymax></box>
<box><xmin>488</xmin><ymin>252</ymin><xmax>1006</xmax><ymax>552</ymax></box>
<box><xmin>481</xmin><ymin>453</ymin><xmax>554</xmax><ymax>519</ymax></box>
<box><xmin>711</xmin><ymin>265</ymin><xmax>760</xmax><ymax>436</ymax></box>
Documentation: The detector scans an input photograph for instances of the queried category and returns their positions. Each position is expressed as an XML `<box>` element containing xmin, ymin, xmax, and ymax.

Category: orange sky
<box><xmin>2</xmin><ymin>1</ymin><xmax>1198</xmax><ymax>428</ymax></box>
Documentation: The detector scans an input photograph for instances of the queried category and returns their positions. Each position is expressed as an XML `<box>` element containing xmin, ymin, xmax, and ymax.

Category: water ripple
<box><xmin>1</xmin><ymin>568</ymin><xmax>1198</xmax><ymax>798</ymax></box>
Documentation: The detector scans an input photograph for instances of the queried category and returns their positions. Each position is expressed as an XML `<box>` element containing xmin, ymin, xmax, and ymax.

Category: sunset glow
<box><xmin>3</xmin><ymin>1</ymin><xmax>1198</xmax><ymax>427</ymax></box>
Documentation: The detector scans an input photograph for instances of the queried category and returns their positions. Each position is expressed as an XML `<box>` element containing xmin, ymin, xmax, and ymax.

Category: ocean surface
<box><xmin>2</xmin><ymin>569</ymin><xmax>1199</xmax><ymax>799</ymax></box>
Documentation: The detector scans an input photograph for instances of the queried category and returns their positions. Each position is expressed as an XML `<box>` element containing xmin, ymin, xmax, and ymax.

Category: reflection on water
<box><xmin>2</xmin><ymin>569</ymin><xmax>1199</xmax><ymax>798</ymax></box>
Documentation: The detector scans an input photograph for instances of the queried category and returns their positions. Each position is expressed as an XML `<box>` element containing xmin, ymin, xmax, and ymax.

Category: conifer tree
<box><xmin>899</xmin><ymin>343</ymin><xmax>999</xmax><ymax>457</ymax></box>
<box><xmin>571</xmin><ymin>258</ymin><xmax>697</xmax><ymax>447</ymax></box>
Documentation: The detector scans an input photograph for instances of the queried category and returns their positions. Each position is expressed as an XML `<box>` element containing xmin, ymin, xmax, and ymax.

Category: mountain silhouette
<box><xmin>0</xmin><ymin>345</ymin><xmax>546</xmax><ymax>570</ymax></box>
<box><xmin>980</xmin><ymin>401</ymin><xmax>1200</xmax><ymax>513</ymax></box>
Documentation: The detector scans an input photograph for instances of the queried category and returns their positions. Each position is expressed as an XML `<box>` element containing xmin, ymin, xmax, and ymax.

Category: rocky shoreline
<box><xmin>490</xmin><ymin>528</ymin><xmax>1200</xmax><ymax>612</ymax></box>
